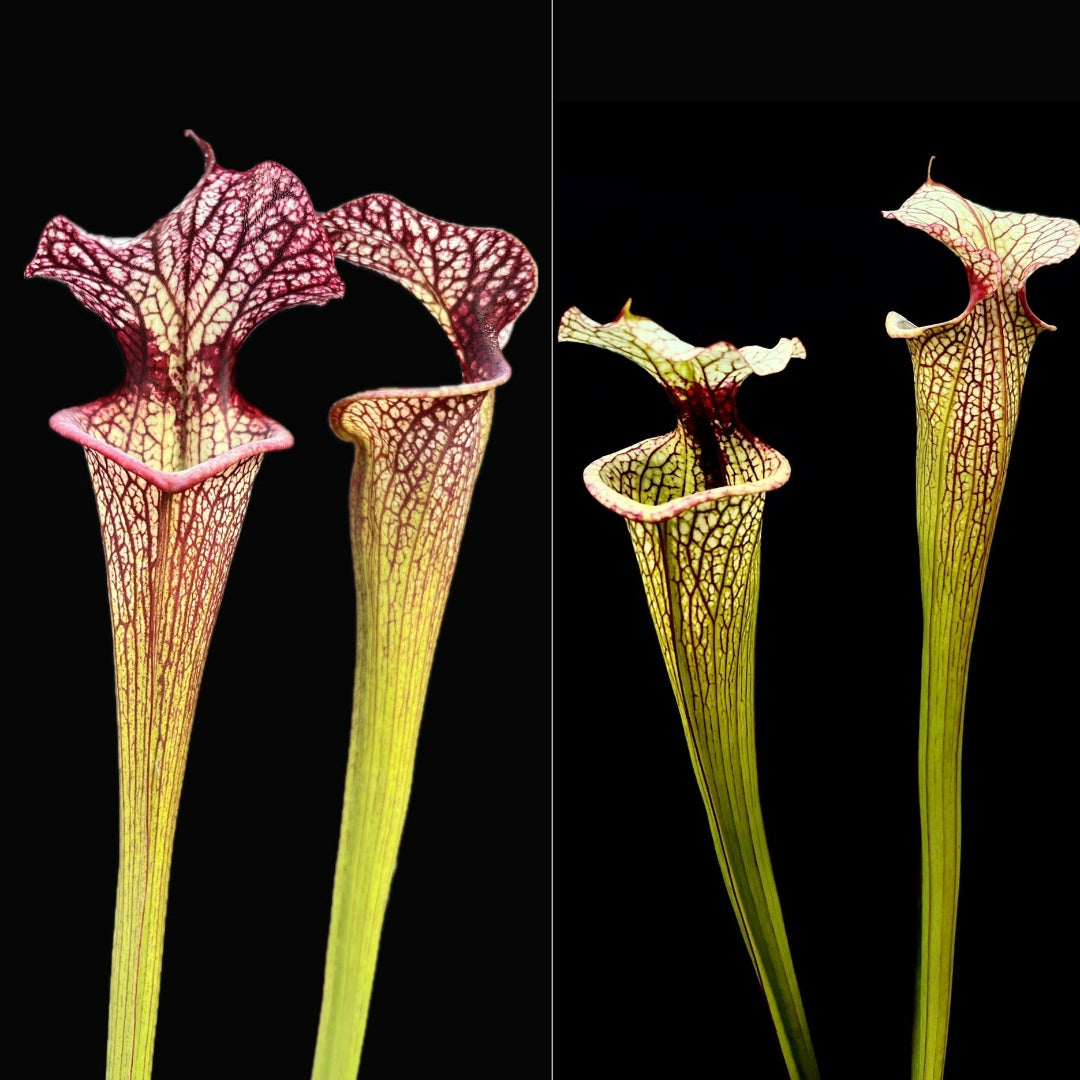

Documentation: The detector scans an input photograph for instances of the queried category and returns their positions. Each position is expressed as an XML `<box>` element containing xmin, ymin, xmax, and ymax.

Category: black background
<box><xmin>12</xmin><ymin>77</ymin><xmax>550</xmax><ymax>1080</ymax></box>
<box><xmin>554</xmin><ymin>102</ymin><xmax>1078</xmax><ymax>1079</ymax></box>
<box><xmin>9</xmin><ymin>59</ymin><xmax>1079</xmax><ymax>1080</ymax></box>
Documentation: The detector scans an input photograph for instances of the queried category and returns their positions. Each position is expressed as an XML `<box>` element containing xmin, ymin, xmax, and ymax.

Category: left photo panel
<box><xmin>14</xmin><ymin>101</ymin><xmax>551</xmax><ymax>1080</ymax></box>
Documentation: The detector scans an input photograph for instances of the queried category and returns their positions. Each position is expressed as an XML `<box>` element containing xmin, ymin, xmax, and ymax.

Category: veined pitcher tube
<box><xmin>25</xmin><ymin>133</ymin><xmax>344</xmax><ymax>1080</ymax></box>
<box><xmin>310</xmin><ymin>194</ymin><xmax>537</xmax><ymax>1080</ymax></box>
<box><xmin>558</xmin><ymin>301</ymin><xmax>818</xmax><ymax>1080</ymax></box>
<box><xmin>883</xmin><ymin>169</ymin><xmax>1078</xmax><ymax>1080</ymax></box>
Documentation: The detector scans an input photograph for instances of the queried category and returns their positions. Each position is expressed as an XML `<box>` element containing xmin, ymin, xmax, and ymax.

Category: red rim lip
<box><xmin>49</xmin><ymin>407</ymin><xmax>293</xmax><ymax>493</ymax></box>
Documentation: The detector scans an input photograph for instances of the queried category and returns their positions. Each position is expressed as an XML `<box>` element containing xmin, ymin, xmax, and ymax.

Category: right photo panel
<box><xmin>553</xmin><ymin>101</ymin><xmax>1078</xmax><ymax>1080</ymax></box>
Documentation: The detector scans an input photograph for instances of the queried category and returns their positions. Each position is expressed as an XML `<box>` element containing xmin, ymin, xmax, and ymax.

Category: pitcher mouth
<box><xmin>50</xmin><ymin>405</ymin><xmax>293</xmax><ymax>494</ymax></box>
<box><xmin>585</xmin><ymin>437</ymin><xmax>791</xmax><ymax>524</ymax></box>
